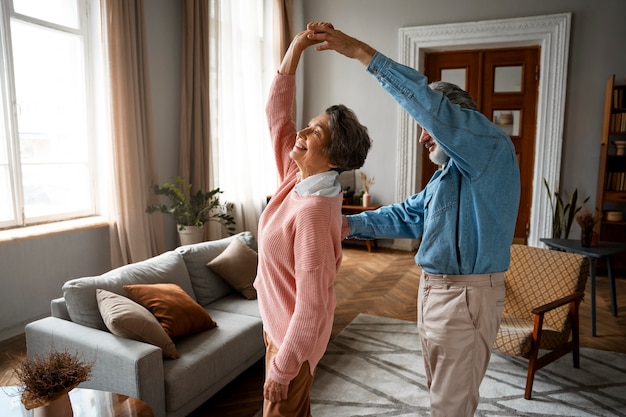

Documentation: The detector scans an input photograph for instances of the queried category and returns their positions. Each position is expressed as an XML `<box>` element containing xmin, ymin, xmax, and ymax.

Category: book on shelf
<box><xmin>610</xmin><ymin>112</ymin><xmax>626</xmax><ymax>133</ymax></box>
<box><xmin>606</xmin><ymin>171</ymin><xmax>626</xmax><ymax>191</ymax></box>
<box><xmin>614</xmin><ymin>88</ymin><xmax>625</xmax><ymax>109</ymax></box>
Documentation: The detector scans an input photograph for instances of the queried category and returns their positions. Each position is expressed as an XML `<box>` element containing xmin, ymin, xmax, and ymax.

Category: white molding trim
<box><xmin>394</xmin><ymin>13</ymin><xmax>570</xmax><ymax>249</ymax></box>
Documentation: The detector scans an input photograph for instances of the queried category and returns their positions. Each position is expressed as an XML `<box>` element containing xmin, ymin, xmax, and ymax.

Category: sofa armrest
<box><xmin>25</xmin><ymin>317</ymin><xmax>167</xmax><ymax>417</ymax></box>
<box><xmin>51</xmin><ymin>297</ymin><xmax>70</xmax><ymax>320</ymax></box>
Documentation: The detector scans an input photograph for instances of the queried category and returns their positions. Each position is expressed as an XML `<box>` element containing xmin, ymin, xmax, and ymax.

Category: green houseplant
<box><xmin>146</xmin><ymin>177</ymin><xmax>236</xmax><ymax>234</ymax></box>
<box><xmin>543</xmin><ymin>178</ymin><xmax>589</xmax><ymax>239</ymax></box>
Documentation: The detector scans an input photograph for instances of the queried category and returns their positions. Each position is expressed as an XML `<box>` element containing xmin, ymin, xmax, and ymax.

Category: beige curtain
<box><xmin>274</xmin><ymin>0</ymin><xmax>294</xmax><ymax>66</ymax></box>
<box><xmin>102</xmin><ymin>0</ymin><xmax>165</xmax><ymax>266</ymax></box>
<box><xmin>179</xmin><ymin>0</ymin><xmax>211</xmax><ymax>193</ymax></box>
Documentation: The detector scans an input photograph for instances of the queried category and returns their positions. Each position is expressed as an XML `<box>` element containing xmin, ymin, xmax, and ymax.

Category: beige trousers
<box><xmin>263</xmin><ymin>332</ymin><xmax>314</xmax><ymax>417</ymax></box>
<box><xmin>418</xmin><ymin>271</ymin><xmax>505</xmax><ymax>417</ymax></box>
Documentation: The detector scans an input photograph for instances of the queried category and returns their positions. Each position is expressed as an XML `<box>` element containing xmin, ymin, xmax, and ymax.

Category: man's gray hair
<box><xmin>429</xmin><ymin>81</ymin><xmax>478</xmax><ymax>111</ymax></box>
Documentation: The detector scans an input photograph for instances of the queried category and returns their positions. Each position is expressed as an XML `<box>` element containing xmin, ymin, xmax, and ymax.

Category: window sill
<box><xmin>0</xmin><ymin>216</ymin><xmax>109</xmax><ymax>245</ymax></box>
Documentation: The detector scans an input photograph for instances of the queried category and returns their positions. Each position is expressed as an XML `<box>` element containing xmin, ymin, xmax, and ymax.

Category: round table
<box><xmin>0</xmin><ymin>386</ymin><xmax>154</xmax><ymax>417</ymax></box>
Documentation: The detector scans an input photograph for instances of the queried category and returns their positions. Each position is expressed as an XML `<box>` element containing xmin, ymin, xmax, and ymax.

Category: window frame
<box><xmin>0</xmin><ymin>0</ymin><xmax>103</xmax><ymax>229</ymax></box>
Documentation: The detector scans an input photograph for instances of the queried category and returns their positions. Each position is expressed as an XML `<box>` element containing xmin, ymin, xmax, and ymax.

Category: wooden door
<box><xmin>424</xmin><ymin>47</ymin><xmax>539</xmax><ymax>244</ymax></box>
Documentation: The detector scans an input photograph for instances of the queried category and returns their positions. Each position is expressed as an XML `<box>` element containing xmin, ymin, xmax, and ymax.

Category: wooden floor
<box><xmin>1</xmin><ymin>246</ymin><xmax>625</xmax><ymax>417</ymax></box>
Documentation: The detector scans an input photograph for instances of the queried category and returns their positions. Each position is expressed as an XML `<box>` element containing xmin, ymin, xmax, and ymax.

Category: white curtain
<box><xmin>207</xmin><ymin>0</ymin><xmax>277</xmax><ymax>239</ymax></box>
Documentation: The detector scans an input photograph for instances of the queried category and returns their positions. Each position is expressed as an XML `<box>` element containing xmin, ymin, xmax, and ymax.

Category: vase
<box><xmin>33</xmin><ymin>391</ymin><xmax>73</xmax><ymax>417</ymax></box>
<box><xmin>581</xmin><ymin>228</ymin><xmax>593</xmax><ymax>247</ymax></box>
<box><xmin>178</xmin><ymin>225</ymin><xmax>204</xmax><ymax>246</ymax></box>
<box><xmin>362</xmin><ymin>193</ymin><xmax>371</xmax><ymax>208</ymax></box>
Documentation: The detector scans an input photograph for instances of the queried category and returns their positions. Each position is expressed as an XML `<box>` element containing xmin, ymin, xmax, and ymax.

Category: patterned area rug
<box><xmin>309</xmin><ymin>314</ymin><xmax>626</xmax><ymax>417</ymax></box>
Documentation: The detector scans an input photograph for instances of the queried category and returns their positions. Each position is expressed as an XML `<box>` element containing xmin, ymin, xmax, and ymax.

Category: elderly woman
<box><xmin>253</xmin><ymin>26</ymin><xmax>371</xmax><ymax>417</ymax></box>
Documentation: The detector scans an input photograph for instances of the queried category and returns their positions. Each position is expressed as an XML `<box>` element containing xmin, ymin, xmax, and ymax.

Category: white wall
<box><xmin>299</xmin><ymin>0</ymin><xmax>626</xmax><ymax>212</ymax></box>
<box><xmin>0</xmin><ymin>227</ymin><xmax>110</xmax><ymax>340</ymax></box>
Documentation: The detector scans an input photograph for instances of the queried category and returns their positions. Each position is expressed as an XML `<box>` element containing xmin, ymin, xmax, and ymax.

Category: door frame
<box><xmin>393</xmin><ymin>13</ymin><xmax>570</xmax><ymax>250</ymax></box>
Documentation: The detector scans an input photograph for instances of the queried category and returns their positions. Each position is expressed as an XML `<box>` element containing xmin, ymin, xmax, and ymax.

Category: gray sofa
<box><xmin>25</xmin><ymin>231</ymin><xmax>264</xmax><ymax>417</ymax></box>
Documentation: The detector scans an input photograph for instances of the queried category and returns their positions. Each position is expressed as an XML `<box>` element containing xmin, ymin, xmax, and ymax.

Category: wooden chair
<box><xmin>492</xmin><ymin>244</ymin><xmax>589</xmax><ymax>399</ymax></box>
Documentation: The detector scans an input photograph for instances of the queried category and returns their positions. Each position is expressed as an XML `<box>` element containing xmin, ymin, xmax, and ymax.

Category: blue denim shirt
<box><xmin>347</xmin><ymin>52</ymin><xmax>520</xmax><ymax>275</ymax></box>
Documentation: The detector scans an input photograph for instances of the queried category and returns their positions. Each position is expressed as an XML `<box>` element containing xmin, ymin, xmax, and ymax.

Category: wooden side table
<box><xmin>342</xmin><ymin>205</ymin><xmax>382</xmax><ymax>252</ymax></box>
<box><xmin>0</xmin><ymin>387</ymin><xmax>154</xmax><ymax>417</ymax></box>
<box><xmin>540</xmin><ymin>238</ymin><xmax>626</xmax><ymax>336</ymax></box>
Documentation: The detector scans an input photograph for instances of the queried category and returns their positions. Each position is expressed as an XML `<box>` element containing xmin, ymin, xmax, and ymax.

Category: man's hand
<box><xmin>264</xmin><ymin>378</ymin><xmax>289</xmax><ymax>403</ymax></box>
<box><xmin>306</xmin><ymin>22</ymin><xmax>376</xmax><ymax>66</ymax></box>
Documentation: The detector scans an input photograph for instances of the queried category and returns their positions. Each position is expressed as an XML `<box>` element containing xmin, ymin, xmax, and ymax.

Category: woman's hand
<box><xmin>263</xmin><ymin>378</ymin><xmax>289</xmax><ymax>403</ymax></box>
<box><xmin>278</xmin><ymin>28</ymin><xmax>323</xmax><ymax>75</ymax></box>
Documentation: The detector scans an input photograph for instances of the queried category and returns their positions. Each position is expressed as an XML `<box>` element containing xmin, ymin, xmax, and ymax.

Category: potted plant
<box><xmin>543</xmin><ymin>179</ymin><xmax>589</xmax><ymax>239</ymax></box>
<box><xmin>575</xmin><ymin>209</ymin><xmax>600</xmax><ymax>247</ymax></box>
<box><xmin>13</xmin><ymin>347</ymin><xmax>93</xmax><ymax>416</ymax></box>
<box><xmin>146</xmin><ymin>177</ymin><xmax>236</xmax><ymax>244</ymax></box>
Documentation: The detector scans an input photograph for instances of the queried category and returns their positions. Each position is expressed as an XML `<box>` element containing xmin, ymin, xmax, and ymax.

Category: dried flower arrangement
<box><xmin>13</xmin><ymin>347</ymin><xmax>94</xmax><ymax>410</ymax></box>
<box><xmin>359</xmin><ymin>171</ymin><xmax>375</xmax><ymax>194</ymax></box>
<box><xmin>575</xmin><ymin>209</ymin><xmax>600</xmax><ymax>232</ymax></box>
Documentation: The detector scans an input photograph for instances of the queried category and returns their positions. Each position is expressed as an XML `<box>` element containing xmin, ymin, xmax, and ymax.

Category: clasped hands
<box><xmin>305</xmin><ymin>22</ymin><xmax>376</xmax><ymax>65</ymax></box>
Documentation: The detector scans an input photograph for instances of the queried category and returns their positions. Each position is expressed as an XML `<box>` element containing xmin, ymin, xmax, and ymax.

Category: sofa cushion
<box><xmin>124</xmin><ymin>283</ymin><xmax>217</xmax><ymax>337</ymax></box>
<box><xmin>206</xmin><ymin>238</ymin><xmax>258</xmax><ymax>299</ymax></box>
<box><xmin>207</xmin><ymin>294</ymin><xmax>261</xmax><ymax>318</ymax></box>
<box><xmin>96</xmin><ymin>289</ymin><xmax>179</xmax><ymax>359</ymax></box>
<box><xmin>63</xmin><ymin>250</ymin><xmax>194</xmax><ymax>331</ymax></box>
<box><xmin>163</xmin><ymin>309</ymin><xmax>264</xmax><ymax>413</ymax></box>
<box><xmin>177</xmin><ymin>231</ymin><xmax>258</xmax><ymax>306</ymax></box>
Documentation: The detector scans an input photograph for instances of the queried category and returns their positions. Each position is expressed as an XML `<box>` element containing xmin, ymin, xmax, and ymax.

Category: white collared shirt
<box><xmin>295</xmin><ymin>171</ymin><xmax>341</xmax><ymax>197</ymax></box>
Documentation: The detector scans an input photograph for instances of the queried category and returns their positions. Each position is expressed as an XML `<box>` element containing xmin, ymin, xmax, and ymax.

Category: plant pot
<box><xmin>362</xmin><ymin>193</ymin><xmax>371</xmax><ymax>208</ymax></box>
<box><xmin>33</xmin><ymin>391</ymin><xmax>73</xmax><ymax>417</ymax></box>
<box><xmin>178</xmin><ymin>225</ymin><xmax>204</xmax><ymax>246</ymax></box>
<box><xmin>581</xmin><ymin>228</ymin><xmax>593</xmax><ymax>247</ymax></box>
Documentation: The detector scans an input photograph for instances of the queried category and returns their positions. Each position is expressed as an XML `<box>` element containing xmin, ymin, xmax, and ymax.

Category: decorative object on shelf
<box><xmin>342</xmin><ymin>186</ymin><xmax>355</xmax><ymax>205</ymax></box>
<box><xmin>543</xmin><ymin>179</ymin><xmax>589</xmax><ymax>239</ymax></box>
<box><xmin>359</xmin><ymin>171</ymin><xmax>375</xmax><ymax>208</ymax></box>
<box><xmin>575</xmin><ymin>209</ymin><xmax>600</xmax><ymax>247</ymax></box>
<box><xmin>605</xmin><ymin>211</ymin><xmax>624</xmax><ymax>222</ymax></box>
<box><xmin>13</xmin><ymin>346</ymin><xmax>94</xmax><ymax>416</ymax></box>
<box><xmin>613</xmin><ymin>140</ymin><xmax>626</xmax><ymax>156</ymax></box>
<box><xmin>146</xmin><ymin>176</ymin><xmax>236</xmax><ymax>243</ymax></box>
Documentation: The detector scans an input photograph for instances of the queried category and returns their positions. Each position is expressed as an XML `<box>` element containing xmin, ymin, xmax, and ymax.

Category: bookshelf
<box><xmin>595</xmin><ymin>74</ymin><xmax>626</xmax><ymax>270</ymax></box>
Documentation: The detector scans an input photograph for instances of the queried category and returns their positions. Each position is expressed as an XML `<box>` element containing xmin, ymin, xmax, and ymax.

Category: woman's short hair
<box><xmin>429</xmin><ymin>81</ymin><xmax>478</xmax><ymax>110</ymax></box>
<box><xmin>324</xmin><ymin>104</ymin><xmax>371</xmax><ymax>173</ymax></box>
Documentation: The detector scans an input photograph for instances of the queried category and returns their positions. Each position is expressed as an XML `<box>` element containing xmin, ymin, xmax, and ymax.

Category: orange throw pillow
<box><xmin>124</xmin><ymin>283</ymin><xmax>217</xmax><ymax>337</ymax></box>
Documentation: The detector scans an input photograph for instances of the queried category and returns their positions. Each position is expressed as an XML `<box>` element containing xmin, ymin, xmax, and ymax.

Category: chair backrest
<box><xmin>504</xmin><ymin>244</ymin><xmax>589</xmax><ymax>333</ymax></box>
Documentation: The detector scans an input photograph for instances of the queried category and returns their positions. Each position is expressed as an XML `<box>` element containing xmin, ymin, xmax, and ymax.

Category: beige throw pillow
<box><xmin>96</xmin><ymin>289</ymin><xmax>179</xmax><ymax>359</ymax></box>
<box><xmin>124</xmin><ymin>283</ymin><xmax>217</xmax><ymax>337</ymax></box>
<box><xmin>206</xmin><ymin>238</ymin><xmax>258</xmax><ymax>300</ymax></box>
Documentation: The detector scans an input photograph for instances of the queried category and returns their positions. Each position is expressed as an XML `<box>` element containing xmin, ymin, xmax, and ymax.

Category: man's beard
<box><xmin>429</xmin><ymin>145</ymin><xmax>450</xmax><ymax>166</ymax></box>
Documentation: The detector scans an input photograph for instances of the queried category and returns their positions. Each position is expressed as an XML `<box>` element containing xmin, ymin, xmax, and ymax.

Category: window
<box><xmin>0</xmin><ymin>0</ymin><xmax>101</xmax><ymax>229</ymax></box>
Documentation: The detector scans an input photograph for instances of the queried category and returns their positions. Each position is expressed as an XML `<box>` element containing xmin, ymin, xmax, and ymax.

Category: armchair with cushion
<box><xmin>492</xmin><ymin>244</ymin><xmax>589</xmax><ymax>400</ymax></box>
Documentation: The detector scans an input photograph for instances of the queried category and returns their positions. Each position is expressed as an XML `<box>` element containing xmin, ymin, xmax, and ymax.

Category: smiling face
<box><xmin>290</xmin><ymin>112</ymin><xmax>337</xmax><ymax>178</ymax></box>
<box><xmin>419</xmin><ymin>127</ymin><xmax>449</xmax><ymax>166</ymax></box>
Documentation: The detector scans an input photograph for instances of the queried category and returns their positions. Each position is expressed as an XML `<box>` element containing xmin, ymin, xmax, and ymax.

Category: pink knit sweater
<box><xmin>254</xmin><ymin>74</ymin><xmax>343</xmax><ymax>385</ymax></box>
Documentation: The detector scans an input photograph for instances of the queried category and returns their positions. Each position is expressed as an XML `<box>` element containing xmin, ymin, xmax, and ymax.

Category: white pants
<box><xmin>418</xmin><ymin>271</ymin><xmax>505</xmax><ymax>417</ymax></box>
